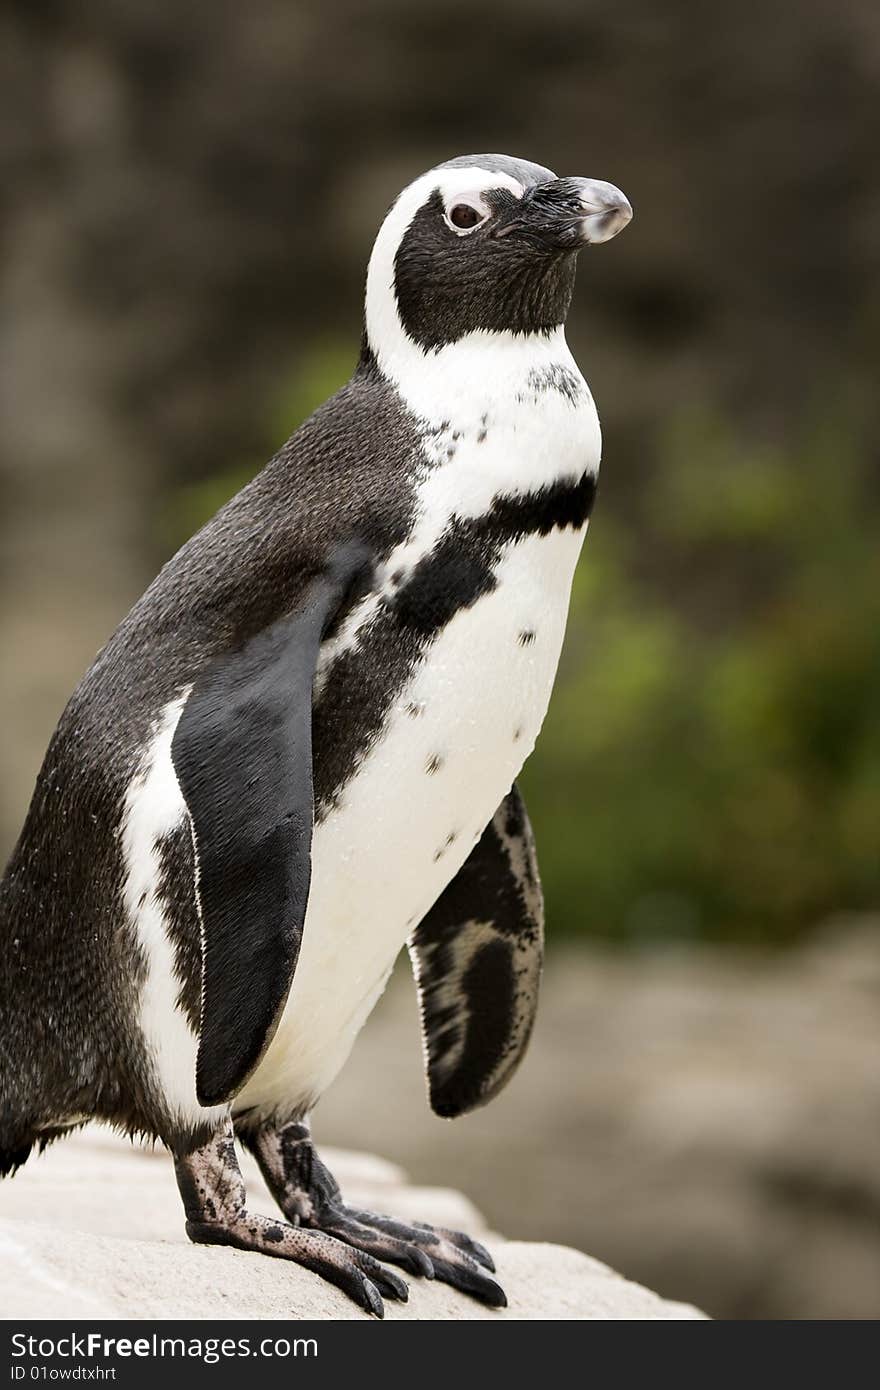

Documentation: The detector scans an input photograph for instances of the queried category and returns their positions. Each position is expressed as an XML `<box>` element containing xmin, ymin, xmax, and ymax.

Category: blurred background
<box><xmin>1</xmin><ymin>0</ymin><xmax>878</xmax><ymax>1319</ymax></box>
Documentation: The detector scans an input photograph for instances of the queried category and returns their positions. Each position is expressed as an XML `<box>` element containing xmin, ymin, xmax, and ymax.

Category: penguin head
<box><xmin>364</xmin><ymin>153</ymin><xmax>632</xmax><ymax>363</ymax></box>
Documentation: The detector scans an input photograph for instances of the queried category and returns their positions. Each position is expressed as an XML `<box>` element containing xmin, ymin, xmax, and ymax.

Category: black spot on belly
<box><xmin>513</xmin><ymin>725</ymin><xmax>523</xmax><ymax>742</ymax></box>
<box><xmin>426</xmin><ymin>753</ymin><xmax>445</xmax><ymax>775</ymax></box>
<box><xmin>425</xmin><ymin>419</ymin><xmax>451</xmax><ymax>439</ymax></box>
<box><xmin>434</xmin><ymin>830</ymin><xmax>459</xmax><ymax>861</ymax></box>
<box><xmin>518</xmin><ymin>629</ymin><xmax>536</xmax><ymax>647</ymax></box>
<box><xmin>526</xmin><ymin>364</ymin><xmax>584</xmax><ymax>403</ymax></box>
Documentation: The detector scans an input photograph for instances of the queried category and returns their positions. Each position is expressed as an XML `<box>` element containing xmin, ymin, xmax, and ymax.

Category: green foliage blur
<box><xmin>529</xmin><ymin>399</ymin><xmax>880</xmax><ymax>945</ymax></box>
<box><xmin>165</xmin><ymin>344</ymin><xmax>880</xmax><ymax>947</ymax></box>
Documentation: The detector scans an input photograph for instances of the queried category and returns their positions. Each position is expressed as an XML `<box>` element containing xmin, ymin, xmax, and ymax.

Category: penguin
<box><xmin>0</xmin><ymin>153</ymin><xmax>632</xmax><ymax>1316</ymax></box>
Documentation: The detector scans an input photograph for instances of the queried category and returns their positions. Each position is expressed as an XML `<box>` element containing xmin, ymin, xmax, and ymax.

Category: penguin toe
<box><xmin>385</xmin><ymin>1244</ymin><xmax>434</xmax><ymax>1279</ymax></box>
<box><xmin>428</xmin><ymin>1252</ymin><xmax>508</xmax><ymax>1308</ymax></box>
<box><xmin>359</xmin><ymin>1278</ymin><xmax>385</xmax><ymax>1319</ymax></box>
<box><xmin>319</xmin><ymin>1204</ymin><xmax>502</xmax><ymax>1302</ymax></box>
<box><xmin>439</xmin><ymin>1228</ymin><xmax>496</xmax><ymax>1272</ymax></box>
<box><xmin>406</xmin><ymin>1247</ymin><xmax>436</xmax><ymax>1279</ymax></box>
<box><xmin>373</xmin><ymin>1266</ymin><xmax>410</xmax><ymax>1303</ymax></box>
<box><xmin>321</xmin><ymin>1212</ymin><xmax>436</xmax><ymax>1282</ymax></box>
<box><xmin>353</xmin><ymin>1250</ymin><xmax>409</xmax><ymax>1303</ymax></box>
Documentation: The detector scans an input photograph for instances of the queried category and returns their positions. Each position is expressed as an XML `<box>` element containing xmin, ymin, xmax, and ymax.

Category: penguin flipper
<box><xmin>407</xmin><ymin>783</ymin><xmax>544</xmax><ymax>1118</ymax></box>
<box><xmin>171</xmin><ymin>543</ymin><xmax>369</xmax><ymax>1108</ymax></box>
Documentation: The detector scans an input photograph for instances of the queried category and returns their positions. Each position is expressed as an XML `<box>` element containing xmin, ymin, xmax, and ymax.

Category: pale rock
<box><xmin>0</xmin><ymin>1131</ymin><xmax>705</xmax><ymax>1321</ymax></box>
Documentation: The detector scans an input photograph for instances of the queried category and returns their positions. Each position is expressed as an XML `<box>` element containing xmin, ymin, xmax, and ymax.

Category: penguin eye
<box><xmin>444</xmin><ymin>200</ymin><xmax>489</xmax><ymax>235</ymax></box>
<box><xmin>450</xmin><ymin>204</ymin><xmax>481</xmax><ymax>229</ymax></box>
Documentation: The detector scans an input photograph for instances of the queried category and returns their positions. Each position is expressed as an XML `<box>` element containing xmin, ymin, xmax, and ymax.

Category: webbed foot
<box><xmin>242</xmin><ymin>1119</ymin><xmax>507</xmax><ymax>1308</ymax></box>
<box><xmin>174</xmin><ymin>1122</ymin><xmax>408</xmax><ymax>1317</ymax></box>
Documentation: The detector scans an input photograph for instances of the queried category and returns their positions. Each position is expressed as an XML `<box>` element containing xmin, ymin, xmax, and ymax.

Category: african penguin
<box><xmin>0</xmin><ymin>153</ymin><xmax>632</xmax><ymax>1315</ymax></box>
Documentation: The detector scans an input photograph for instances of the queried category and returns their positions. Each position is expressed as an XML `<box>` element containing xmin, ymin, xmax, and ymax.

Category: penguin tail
<box><xmin>0</xmin><ymin>873</ymin><xmax>43</xmax><ymax>1176</ymax></box>
<box><xmin>0</xmin><ymin>1111</ymin><xmax>36</xmax><ymax>1178</ymax></box>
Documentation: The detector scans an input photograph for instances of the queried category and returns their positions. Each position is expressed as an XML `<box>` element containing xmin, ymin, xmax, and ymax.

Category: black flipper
<box><xmin>171</xmin><ymin>543</ymin><xmax>369</xmax><ymax>1107</ymax></box>
<box><xmin>408</xmin><ymin>784</ymin><xmax>544</xmax><ymax>1118</ymax></box>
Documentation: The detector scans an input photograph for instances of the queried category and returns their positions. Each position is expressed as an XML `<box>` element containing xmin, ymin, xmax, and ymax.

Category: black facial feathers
<box><xmin>392</xmin><ymin>155</ymin><xmax>579</xmax><ymax>351</ymax></box>
<box><xmin>394</xmin><ymin>190</ymin><xmax>577</xmax><ymax>351</ymax></box>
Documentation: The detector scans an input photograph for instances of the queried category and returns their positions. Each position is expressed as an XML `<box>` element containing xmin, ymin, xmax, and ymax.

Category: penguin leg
<box><xmin>173</xmin><ymin>1120</ymin><xmax>408</xmax><ymax>1318</ymax></box>
<box><xmin>240</xmin><ymin>1119</ymin><xmax>507</xmax><ymax>1308</ymax></box>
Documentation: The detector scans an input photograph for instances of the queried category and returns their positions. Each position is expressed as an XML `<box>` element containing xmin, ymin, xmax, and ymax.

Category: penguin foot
<box><xmin>174</xmin><ymin>1123</ymin><xmax>407</xmax><ymax>1317</ymax></box>
<box><xmin>316</xmin><ymin>1206</ymin><xmax>507</xmax><ymax>1306</ymax></box>
<box><xmin>242</xmin><ymin>1119</ymin><xmax>507</xmax><ymax>1308</ymax></box>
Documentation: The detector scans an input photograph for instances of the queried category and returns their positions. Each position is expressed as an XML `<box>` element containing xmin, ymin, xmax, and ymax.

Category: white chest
<box><xmin>238</xmin><ymin>528</ymin><xmax>584</xmax><ymax>1118</ymax></box>
<box><xmin>237</xmin><ymin>335</ymin><xmax>600</xmax><ymax>1118</ymax></box>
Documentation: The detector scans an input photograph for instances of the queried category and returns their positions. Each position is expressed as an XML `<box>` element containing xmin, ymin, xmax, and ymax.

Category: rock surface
<box><xmin>0</xmin><ymin>1130</ymin><xmax>703</xmax><ymax>1321</ymax></box>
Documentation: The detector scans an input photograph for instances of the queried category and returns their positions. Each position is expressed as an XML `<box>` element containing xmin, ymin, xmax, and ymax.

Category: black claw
<box><xmin>363</xmin><ymin>1279</ymin><xmax>385</xmax><ymax>1319</ymax></box>
<box><xmin>375</xmin><ymin>1267</ymin><xmax>409</xmax><ymax>1302</ymax></box>
<box><xmin>439</xmin><ymin>1227</ymin><xmax>496</xmax><ymax>1272</ymax></box>
<box><xmin>466</xmin><ymin>1238</ymin><xmax>496</xmax><ymax>1273</ymax></box>
<box><xmin>431</xmin><ymin>1258</ymin><xmax>508</xmax><ymax>1308</ymax></box>
<box><xmin>357</xmin><ymin>1251</ymin><xmax>409</xmax><ymax>1303</ymax></box>
<box><xmin>407</xmin><ymin>1247</ymin><xmax>435</xmax><ymax>1279</ymax></box>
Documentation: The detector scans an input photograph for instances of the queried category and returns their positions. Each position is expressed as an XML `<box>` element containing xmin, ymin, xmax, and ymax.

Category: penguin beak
<box><xmin>568</xmin><ymin>178</ymin><xmax>634</xmax><ymax>245</ymax></box>
<box><xmin>494</xmin><ymin>176</ymin><xmax>633</xmax><ymax>249</ymax></box>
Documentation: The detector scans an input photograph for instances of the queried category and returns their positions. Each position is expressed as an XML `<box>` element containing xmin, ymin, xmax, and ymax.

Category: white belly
<box><xmin>128</xmin><ymin>325</ymin><xmax>600</xmax><ymax>1130</ymax></box>
<box><xmin>235</xmin><ymin>524</ymin><xmax>584</xmax><ymax>1117</ymax></box>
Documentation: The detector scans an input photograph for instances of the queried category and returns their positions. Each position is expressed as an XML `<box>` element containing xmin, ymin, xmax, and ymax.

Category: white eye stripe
<box><xmin>366</xmin><ymin>165</ymin><xmax>526</xmax><ymax>369</ymax></box>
